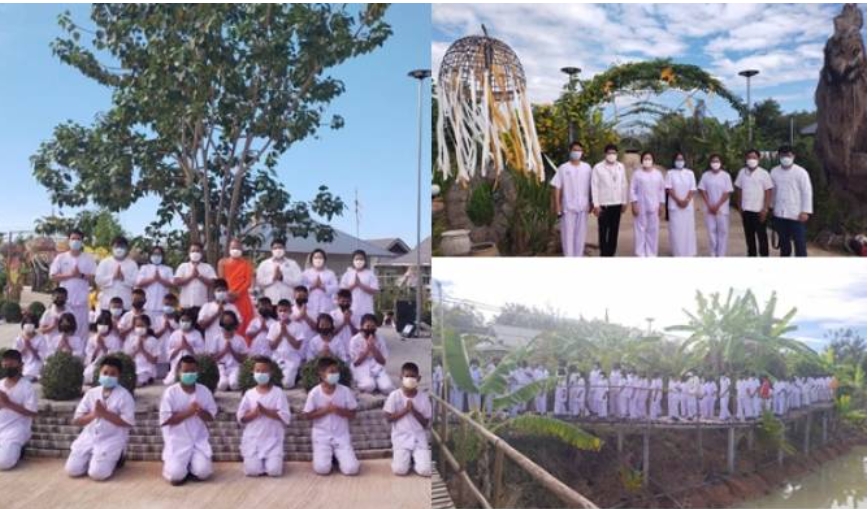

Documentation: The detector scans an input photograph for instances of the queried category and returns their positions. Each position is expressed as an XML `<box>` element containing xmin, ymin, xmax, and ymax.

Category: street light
<box><xmin>561</xmin><ymin>66</ymin><xmax>582</xmax><ymax>144</ymax></box>
<box><xmin>739</xmin><ymin>69</ymin><xmax>759</xmax><ymax>144</ymax></box>
<box><xmin>408</xmin><ymin>68</ymin><xmax>431</xmax><ymax>338</ymax></box>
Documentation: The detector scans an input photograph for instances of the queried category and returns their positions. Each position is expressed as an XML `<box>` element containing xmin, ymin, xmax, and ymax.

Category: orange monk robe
<box><xmin>220</xmin><ymin>257</ymin><xmax>255</xmax><ymax>343</ymax></box>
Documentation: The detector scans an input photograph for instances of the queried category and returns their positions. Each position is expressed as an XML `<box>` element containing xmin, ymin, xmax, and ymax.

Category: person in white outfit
<box><xmin>734</xmin><ymin>149</ymin><xmax>774</xmax><ymax>257</ymax></box>
<box><xmin>384</xmin><ymin>362</ymin><xmax>432</xmax><ymax>477</ymax></box>
<box><xmin>553</xmin><ymin>367</ymin><xmax>569</xmax><ymax>416</ymax></box>
<box><xmin>255</xmin><ymin>239</ymin><xmax>303</xmax><ymax>304</ymax></box>
<box><xmin>303</xmin><ymin>357</ymin><xmax>360</xmax><ymax>476</ymax></box>
<box><xmin>135</xmin><ymin>246</ymin><xmax>174</xmax><ymax>324</ymax></box>
<box><xmin>237</xmin><ymin>357</ymin><xmax>291</xmax><ymax>477</ymax></box>
<box><xmin>307</xmin><ymin>314</ymin><xmax>349</xmax><ymax>363</ymax></box>
<box><xmin>349</xmin><ymin>314</ymin><xmax>393</xmax><ymax>394</ymax></box>
<box><xmin>160</xmin><ymin>355</ymin><xmax>218</xmax><ymax>485</ymax></box>
<box><xmin>163</xmin><ymin>310</ymin><xmax>206</xmax><ymax>385</ymax></box>
<box><xmin>301</xmin><ymin>249</ymin><xmax>339</xmax><ymax>316</ymax></box>
<box><xmin>339</xmin><ymin>250</ymin><xmax>380</xmax><ymax>317</ymax></box>
<box><xmin>0</xmin><ymin>350</ymin><xmax>39</xmax><ymax>470</ymax></box>
<box><xmin>246</xmin><ymin>297</ymin><xmax>277</xmax><ymax>357</ymax></box>
<box><xmin>331</xmin><ymin>290</ymin><xmax>358</xmax><ymax>355</ymax></box>
<box><xmin>665</xmin><ymin>152</ymin><xmax>698</xmax><ymax>256</ymax></box>
<box><xmin>719</xmin><ymin>374</ymin><xmax>732</xmax><ymax>421</ymax></box>
<box><xmin>630</xmin><ymin>151</ymin><xmax>666</xmax><ymax>257</ymax></box>
<box><xmin>568</xmin><ymin>367</ymin><xmax>586</xmax><ymax>417</ymax></box>
<box><xmin>649</xmin><ymin>373</ymin><xmax>663</xmax><ymax>420</ymax></box>
<box><xmin>609</xmin><ymin>364</ymin><xmax>623</xmax><ymax>418</ymax></box>
<box><xmin>47</xmin><ymin>312</ymin><xmax>86</xmax><ymax>361</ymax></box>
<box><xmin>209</xmin><ymin>311</ymin><xmax>249</xmax><ymax>391</ymax></box>
<box><xmin>197</xmin><ymin>279</ymin><xmax>240</xmax><ymax>349</ymax></box>
<box><xmin>697</xmin><ymin>155</ymin><xmax>734</xmax><ymax>257</ymax></box>
<box><xmin>769</xmin><ymin>145</ymin><xmax>813</xmax><ymax>257</ymax></box>
<box><xmin>14</xmin><ymin>316</ymin><xmax>48</xmax><ymax>381</ymax></box>
<box><xmin>468</xmin><ymin>360</ymin><xmax>482</xmax><ymax>412</ymax></box>
<box><xmin>533</xmin><ymin>364</ymin><xmax>550</xmax><ymax>414</ymax></box>
<box><xmin>65</xmin><ymin>357</ymin><xmax>135</xmax><ymax>481</ymax></box>
<box><xmin>48</xmin><ymin>229</ymin><xmax>96</xmax><ymax>340</ymax></box>
<box><xmin>94</xmin><ymin>236</ymin><xmax>138</xmax><ymax>312</ymax></box>
<box><xmin>591</xmin><ymin>144</ymin><xmax>630</xmax><ymax>257</ymax></box>
<box><xmin>551</xmin><ymin>141</ymin><xmax>593</xmax><ymax>257</ymax></box>
<box><xmin>173</xmin><ymin>242</ymin><xmax>216</xmax><ymax>312</ymax></box>
<box><xmin>123</xmin><ymin>315</ymin><xmax>161</xmax><ymax>387</ymax></box>
<box><xmin>267</xmin><ymin>300</ymin><xmax>307</xmax><ymax>389</ymax></box>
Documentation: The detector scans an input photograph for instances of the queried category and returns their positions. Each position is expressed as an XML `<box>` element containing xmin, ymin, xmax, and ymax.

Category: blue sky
<box><xmin>433</xmin><ymin>258</ymin><xmax>868</xmax><ymax>352</ymax></box>
<box><xmin>433</xmin><ymin>3</ymin><xmax>867</xmax><ymax>129</ymax></box>
<box><xmin>0</xmin><ymin>3</ymin><xmax>431</xmax><ymax>246</ymax></box>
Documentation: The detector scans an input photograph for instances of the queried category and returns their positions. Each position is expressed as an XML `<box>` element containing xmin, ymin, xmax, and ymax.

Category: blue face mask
<box><xmin>99</xmin><ymin>375</ymin><xmax>118</xmax><ymax>389</ymax></box>
<box><xmin>253</xmin><ymin>372</ymin><xmax>271</xmax><ymax>385</ymax></box>
<box><xmin>325</xmin><ymin>372</ymin><xmax>340</xmax><ymax>386</ymax></box>
<box><xmin>180</xmin><ymin>372</ymin><xmax>198</xmax><ymax>386</ymax></box>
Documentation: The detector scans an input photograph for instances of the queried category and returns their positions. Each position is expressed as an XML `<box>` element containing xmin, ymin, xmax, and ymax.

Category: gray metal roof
<box><xmin>247</xmin><ymin>224</ymin><xmax>396</xmax><ymax>258</ymax></box>
<box><xmin>365</xmin><ymin>237</ymin><xmax>411</xmax><ymax>255</ymax></box>
<box><xmin>380</xmin><ymin>236</ymin><xmax>431</xmax><ymax>266</ymax></box>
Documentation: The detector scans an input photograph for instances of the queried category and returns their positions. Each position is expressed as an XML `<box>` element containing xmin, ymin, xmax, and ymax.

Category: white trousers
<box><xmin>312</xmin><ymin>438</ymin><xmax>359</xmax><ymax>476</ymax></box>
<box><xmin>356</xmin><ymin>368</ymin><xmax>393</xmax><ymax>394</ymax></box>
<box><xmin>217</xmin><ymin>364</ymin><xmax>241</xmax><ymax>391</ymax></box>
<box><xmin>243</xmin><ymin>454</ymin><xmax>284</xmax><ymax>477</ymax></box>
<box><xmin>719</xmin><ymin>394</ymin><xmax>731</xmax><ymax>420</ymax></box>
<box><xmin>634</xmin><ymin>211</ymin><xmax>660</xmax><ymax>257</ymax></box>
<box><xmin>163</xmin><ymin>450</ymin><xmax>213</xmax><ymax>482</ymax></box>
<box><xmin>704</xmin><ymin>213</ymin><xmax>729</xmax><ymax>257</ymax></box>
<box><xmin>66</xmin><ymin>446</ymin><xmax>123</xmax><ymax>481</ymax></box>
<box><xmin>276</xmin><ymin>357</ymin><xmax>302</xmax><ymax>389</ymax></box>
<box><xmin>560</xmin><ymin>212</ymin><xmax>588</xmax><ymax>257</ymax></box>
<box><xmin>0</xmin><ymin>442</ymin><xmax>23</xmax><ymax>470</ymax></box>
<box><xmin>392</xmin><ymin>447</ymin><xmax>432</xmax><ymax>477</ymax></box>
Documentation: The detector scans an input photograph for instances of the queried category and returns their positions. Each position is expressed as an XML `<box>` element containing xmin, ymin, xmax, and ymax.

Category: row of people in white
<box><xmin>0</xmin><ymin>353</ymin><xmax>431</xmax><ymax>480</ymax></box>
<box><xmin>48</xmin><ymin>235</ymin><xmax>380</xmax><ymax>341</ymax></box>
<box><xmin>550</xmin><ymin>145</ymin><xmax>813</xmax><ymax>257</ymax></box>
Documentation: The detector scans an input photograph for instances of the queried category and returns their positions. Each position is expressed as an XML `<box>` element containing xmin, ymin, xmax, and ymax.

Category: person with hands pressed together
<box><xmin>47</xmin><ymin>312</ymin><xmax>85</xmax><ymax>360</ymax></box>
<box><xmin>83</xmin><ymin>311</ymin><xmax>124</xmax><ymax>383</ymax></box>
<box><xmin>302</xmin><ymin>249</ymin><xmax>338</xmax><ymax>316</ymax></box>
<box><xmin>135</xmin><ymin>245</ymin><xmax>174</xmax><ymax>323</ymax></box>
<box><xmin>349</xmin><ymin>314</ymin><xmax>393</xmax><ymax>394</ymax></box>
<box><xmin>267</xmin><ymin>299</ymin><xmax>307</xmax><ymax>388</ymax></box>
<box><xmin>255</xmin><ymin>239</ymin><xmax>302</xmax><ymax>304</ymax></box>
<box><xmin>246</xmin><ymin>297</ymin><xmax>276</xmax><ymax>356</ymax></box>
<box><xmin>160</xmin><ymin>355</ymin><xmax>218</xmax><ymax>485</ymax></box>
<box><xmin>0</xmin><ymin>349</ymin><xmax>39</xmax><ymax>470</ymax></box>
<box><xmin>339</xmin><ymin>250</ymin><xmax>380</xmax><ymax>316</ymax></box>
<box><xmin>163</xmin><ymin>310</ymin><xmax>205</xmax><ymax>385</ymax></box>
<box><xmin>698</xmin><ymin>154</ymin><xmax>734</xmax><ymax>257</ymax></box>
<box><xmin>94</xmin><ymin>236</ymin><xmax>138</xmax><ymax>312</ymax></box>
<box><xmin>384</xmin><ymin>362</ymin><xmax>432</xmax><ymax>477</ymax></box>
<box><xmin>734</xmin><ymin>149</ymin><xmax>774</xmax><ymax>257</ymax></box>
<box><xmin>550</xmin><ymin>141</ymin><xmax>593</xmax><ymax>257</ymax></box>
<box><xmin>211</xmin><ymin>311</ymin><xmax>248</xmax><ymax>391</ymax></box>
<box><xmin>303</xmin><ymin>357</ymin><xmax>360</xmax><ymax>476</ymax></box>
<box><xmin>237</xmin><ymin>357</ymin><xmax>291</xmax><ymax>477</ymax></box>
<box><xmin>124</xmin><ymin>314</ymin><xmax>161</xmax><ymax>387</ymax></box>
<box><xmin>307</xmin><ymin>313</ymin><xmax>348</xmax><ymax>363</ymax></box>
<box><xmin>331</xmin><ymin>289</ymin><xmax>358</xmax><ymax>355</ymax></box>
<box><xmin>770</xmin><ymin>145</ymin><xmax>813</xmax><ymax>257</ymax></box>
<box><xmin>14</xmin><ymin>314</ymin><xmax>48</xmax><ymax>381</ymax></box>
<box><xmin>49</xmin><ymin>229</ymin><xmax>96</xmax><ymax>340</ymax></box>
<box><xmin>197</xmin><ymin>278</ymin><xmax>239</xmax><ymax>346</ymax></box>
<box><xmin>173</xmin><ymin>242</ymin><xmax>215</xmax><ymax>314</ymax></box>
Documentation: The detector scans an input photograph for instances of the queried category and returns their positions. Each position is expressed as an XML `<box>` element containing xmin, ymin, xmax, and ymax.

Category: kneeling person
<box><xmin>237</xmin><ymin>357</ymin><xmax>291</xmax><ymax>477</ymax></box>
<box><xmin>384</xmin><ymin>362</ymin><xmax>432</xmax><ymax>477</ymax></box>
<box><xmin>0</xmin><ymin>349</ymin><xmax>39</xmax><ymax>470</ymax></box>
<box><xmin>160</xmin><ymin>355</ymin><xmax>218</xmax><ymax>485</ymax></box>
<box><xmin>349</xmin><ymin>314</ymin><xmax>393</xmax><ymax>394</ymax></box>
<box><xmin>65</xmin><ymin>357</ymin><xmax>135</xmax><ymax>480</ymax></box>
<box><xmin>303</xmin><ymin>357</ymin><xmax>359</xmax><ymax>475</ymax></box>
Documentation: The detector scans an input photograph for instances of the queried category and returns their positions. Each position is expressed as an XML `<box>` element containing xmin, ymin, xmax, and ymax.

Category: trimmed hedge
<box><xmin>42</xmin><ymin>351</ymin><xmax>84</xmax><ymax>401</ymax></box>
<box><xmin>237</xmin><ymin>357</ymin><xmax>285</xmax><ymax>392</ymax></box>
<box><xmin>2</xmin><ymin>301</ymin><xmax>22</xmax><ymax>323</ymax></box>
<box><xmin>27</xmin><ymin>301</ymin><xmax>47</xmax><ymax>320</ymax></box>
<box><xmin>299</xmin><ymin>355</ymin><xmax>353</xmax><ymax>391</ymax></box>
<box><xmin>90</xmin><ymin>352</ymin><xmax>137</xmax><ymax>395</ymax></box>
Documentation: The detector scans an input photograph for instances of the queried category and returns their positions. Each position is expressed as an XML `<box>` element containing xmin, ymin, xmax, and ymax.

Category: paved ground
<box><xmin>0</xmin><ymin>458</ymin><xmax>431</xmax><ymax>509</ymax></box>
<box><xmin>580</xmin><ymin>204</ymin><xmax>842</xmax><ymax>257</ymax></box>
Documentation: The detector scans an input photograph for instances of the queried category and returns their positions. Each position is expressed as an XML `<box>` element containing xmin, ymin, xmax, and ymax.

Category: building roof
<box><xmin>247</xmin><ymin>224</ymin><xmax>396</xmax><ymax>258</ymax></box>
<box><xmin>365</xmin><ymin>238</ymin><xmax>411</xmax><ymax>255</ymax></box>
<box><xmin>380</xmin><ymin>236</ymin><xmax>431</xmax><ymax>266</ymax></box>
<box><xmin>800</xmin><ymin>122</ymin><xmax>817</xmax><ymax>136</ymax></box>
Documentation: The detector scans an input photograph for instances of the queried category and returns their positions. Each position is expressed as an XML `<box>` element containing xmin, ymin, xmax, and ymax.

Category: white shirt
<box><xmin>303</xmin><ymin>384</ymin><xmax>358</xmax><ymax>443</ymax></box>
<box><xmin>349</xmin><ymin>332</ymin><xmax>389</xmax><ymax>373</ymax></box>
<box><xmin>166</xmin><ymin>329</ymin><xmax>206</xmax><ymax>362</ymax></box>
<box><xmin>664</xmin><ymin>169</ymin><xmax>697</xmax><ymax>210</ymax></box>
<box><xmin>209</xmin><ymin>334</ymin><xmax>249</xmax><ymax>368</ymax></box>
<box><xmin>123</xmin><ymin>333</ymin><xmax>161</xmax><ymax>371</ymax></box>
<box><xmin>94</xmin><ymin>256</ymin><xmax>139</xmax><ymax>309</ymax></box>
<box><xmin>302</xmin><ymin>268</ymin><xmax>339</xmax><ymax>315</ymax></box>
<box><xmin>0</xmin><ymin>377</ymin><xmax>38</xmax><ymax>443</ymax></box>
<box><xmin>734</xmin><ymin>167</ymin><xmax>774</xmax><ymax>213</ymax></box>
<box><xmin>306</xmin><ymin>335</ymin><xmax>348</xmax><ymax>363</ymax></box>
<box><xmin>384</xmin><ymin>389</ymin><xmax>431</xmax><ymax>450</ymax></box>
<box><xmin>591</xmin><ymin>161</ymin><xmax>629</xmax><ymax>207</ymax></box>
<box><xmin>246</xmin><ymin>316</ymin><xmax>276</xmax><ymax>357</ymax></box>
<box><xmin>47</xmin><ymin>333</ymin><xmax>85</xmax><ymax>359</ymax></box>
<box><xmin>159</xmin><ymin>383</ymin><xmax>218</xmax><ymax>460</ymax></box>
<box><xmin>255</xmin><ymin>257</ymin><xmax>303</xmax><ymax>304</ymax></box>
<box><xmin>770</xmin><ymin>164</ymin><xmax>813</xmax><ymax>220</ymax></box>
<box><xmin>174</xmin><ymin>262</ymin><xmax>216</xmax><ymax>308</ymax></box>
<box><xmin>339</xmin><ymin>268</ymin><xmax>380</xmax><ymax>317</ymax></box>
<box><xmin>71</xmin><ymin>385</ymin><xmax>135</xmax><ymax>453</ymax></box>
<box><xmin>135</xmin><ymin>263</ymin><xmax>175</xmax><ymax>314</ymax></box>
<box><xmin>630</xmin><ymin>168</ymin><xmax>666</xmax><ymax>213</ymax></box>
<box><xmin>266</xmin><ymin>319</ymin><xmax>307</xmax><ymax>362</ymax></box>
<box><xmin>236</xmin><ymin>385</ymin><xmax>291</xmax><ymax>459</ymax></box>
<box><xmin>551</xmin><ymin>161</ymin><xmax>593</xmax><ymax>213</ymax></box>
<box><xmin>84</xmin><ymin>332</ymin><xmax>123</xmax><ymax>366</ymax></box>
<box><xmin>197</xmin><ymin>302</ymin><xmax>239</xmax><ymax>347</ymax></box>
<box><xmin>49</xmin><ymin>251</ymin><xmax>96</xmax><ymax>307</ymax></box>
<box><xmin>14</xmin><ymin>333</ymin><xmax>49</xmax><ymax>373</ymax></box>
<box><xmin>698</xmin><ymin>170</ymin><xmax>734</xmax><ymax>215</ymax></box>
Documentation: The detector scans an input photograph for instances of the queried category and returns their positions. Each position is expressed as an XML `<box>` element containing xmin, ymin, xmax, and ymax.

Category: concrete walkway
<box><xmin>0</xmin><ymin>458</ymin><xmax>430</xmax><ymax>509</ymax></box>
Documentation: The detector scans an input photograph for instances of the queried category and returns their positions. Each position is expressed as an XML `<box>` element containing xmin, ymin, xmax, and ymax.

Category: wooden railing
<box><xmin>432</xmin><ymin>393</ymin><xmax>599</xmax><ymax>509</ymax></box>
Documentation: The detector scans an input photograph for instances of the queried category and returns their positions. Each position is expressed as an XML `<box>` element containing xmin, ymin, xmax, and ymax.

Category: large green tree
<box><xmin>34</xmin><ymin>209</ymin><xmax>126</xmax><ymax>249</ymax></box>
<box><xmin>32</xmin><ymin>4</ymin><xmax>392</xmax><ymax>262</ymax></box>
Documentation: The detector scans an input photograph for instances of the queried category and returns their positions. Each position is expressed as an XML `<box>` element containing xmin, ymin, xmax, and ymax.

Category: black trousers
<box><xmin>741</xmin><ymin>211</ymin><xmax>769</xmax><ymax>257</ymax></box>
<box><xmin>598</xmin><ymin>205</ymin><xmax>623</xmax><ymax>257</ymax></box>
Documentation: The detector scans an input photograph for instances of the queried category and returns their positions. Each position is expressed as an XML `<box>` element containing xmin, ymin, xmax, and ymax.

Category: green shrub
<box><xmin>27</xmin><ymin>301</ymin><xmax>47</xmax><ymax>321</ymax></box>
<box><xmin>299</xmin><ymin>355</ymin><xmax>353</xmax><ymax>391</ymax></box>
<box><xmin>2</xmin><ymin>301</ymin><xmax>23</xmax><ymax>323</ymax></box>
<box><xmin>467</xmin><ymin>181</ymin><xmax>496</xmax><ymax>226</ymax></box>
<box><xmin>42</xmin><ymin>351</ymin><xmax>84</xmax><ymax>401</ymax></box>
<box><xmin>237</xmin><ymin>357</ymin><xmax>285</xmax><ymax>392</ymax></box>
<box><xmin>173</xmin><ymin>355</ymin><xmax>219</xmax><ymax>393</ymax></box>
<box><xmin>0</xmin><ymin>347</ymin><xmax>7</xmax><ymax>378</ymax></box>
<box><xmin>90</xmin><ymin>352</ymin><xmax>137</xmax><ymax>395</ymax></box>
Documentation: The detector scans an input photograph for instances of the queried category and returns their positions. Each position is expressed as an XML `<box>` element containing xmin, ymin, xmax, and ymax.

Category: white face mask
<box><xmin>272</xmin><ymin>248</ymin><xmax>285</xmax><ymax>259</ymax></box>
<box><xmin>710</xmin><ymin>162</ymin><xmax>722</xmax><ymax>171</ymax></box>
<box><xmin>189</xmin><ymin>252</ymin><xmax>202</xmax><ymax>262</ymax></box>
<box><xmin>69</xmin><ymin>239</ymin><xmax>83</xmax><ymax>251</ymax></box>
<box><xmin>112</xmin><ymin>247</ymin><xmax>127</xmax><ymax>259</ymax></box>
<box><xmin>402</xmin><ymin>376</ymin><xmax>419</xmax><ymax>390</ymax></box>
<box><xmin>110</xmin><ymin>308</ymin><xmax>123</xmax><ymax>318</ymax></box>
<box><xmin>642</xmin><ymin>159</ymin><xmax>653</xmax><ymax>169</ymax></box>
<box><xmin>229</xmin><ymin>248</ymin><xmax>242</xmax><ymax>258</ymax></box>
<box><xmin>780</xmin><ymin>156</ymin><xmax>794</xmax><ymax>167</ymax></box>
<box><xmin>150</xmin><ymin>254</ymin><xmax>162</xmax><ymax>265</ymax></box>
<box><xmin>163</xmin><ymin>305</ymin><xmax>175</xmax><ymax>314</ymax></box>
<box><xmin>214</xmin><ymin>291</ymin><xmax>227</xmax><ymax>302</ymax></box>
<box><xmin>674</xmin><ymin>160</ymin><xmax>685</xmax><ymax>169</ymax></box>
<box><xmin>569</xmin><ymin>150</ymin><xmax>583</xmax><ymax>162</ymax></box>
<box><xmin>22</xmin><ymin>323</ymin><xmax>36</xmax><ymax>334</ymax></box>
<box><xmin>180</xmin><ymin>321</ymin><xmax>193</xmax><ymax>331</ymax></box>
<box><xmin>134</xmin><ymin>326</ymin><xmax>147</xmax><ymax>337</ymax></box>
<box><xmin>746</xmin><ymin>158</ymin><xmax>759</xmax><ymax>169</ymax></box>
<box><xmin>353</xmin><ymin>258</ymin><xmax>365</xmax><ymax>270</ymax></box>
<box><xmin>312</xmin><ymin>256</ymin><xmax>325</xmax><ymax>269</ymax></box>
<box><xmin>605</xmin><ymin>153</ymin><xmax>617</xmax><ymax>164</ymax></box>
<box><xmin>97</xmin><ymin>324</ymin><xmax>109</xmax><ymax>334</ymax></box>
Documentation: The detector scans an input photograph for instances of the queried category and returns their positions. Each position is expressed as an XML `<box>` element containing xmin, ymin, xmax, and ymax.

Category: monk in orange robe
<box><xmin>218</xmin><ymin>238</ymin><xmax>254</xmax><ymax>342</ymax></box>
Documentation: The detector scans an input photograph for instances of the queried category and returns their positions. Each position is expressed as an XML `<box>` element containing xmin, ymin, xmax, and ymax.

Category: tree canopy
<box><xmin>31</xmin><ymin>4</ymin><xmax>392</xmax><ymax>262</ymax></box>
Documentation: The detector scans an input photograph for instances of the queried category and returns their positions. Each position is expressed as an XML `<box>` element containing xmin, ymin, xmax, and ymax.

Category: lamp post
<box><xmin>561</xmin><ymin>66</ymin><xmax>582</xmax><ymax>144</ymax></box>
<box><xmin>739</xmin><ymin>69</ymin><xmax>759</xmax><ymax>144</ymax></box>
<box><xmin>408</xmin><ymin>68</ymin><xmax>431</xmax><ymax>337</ymax></box>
